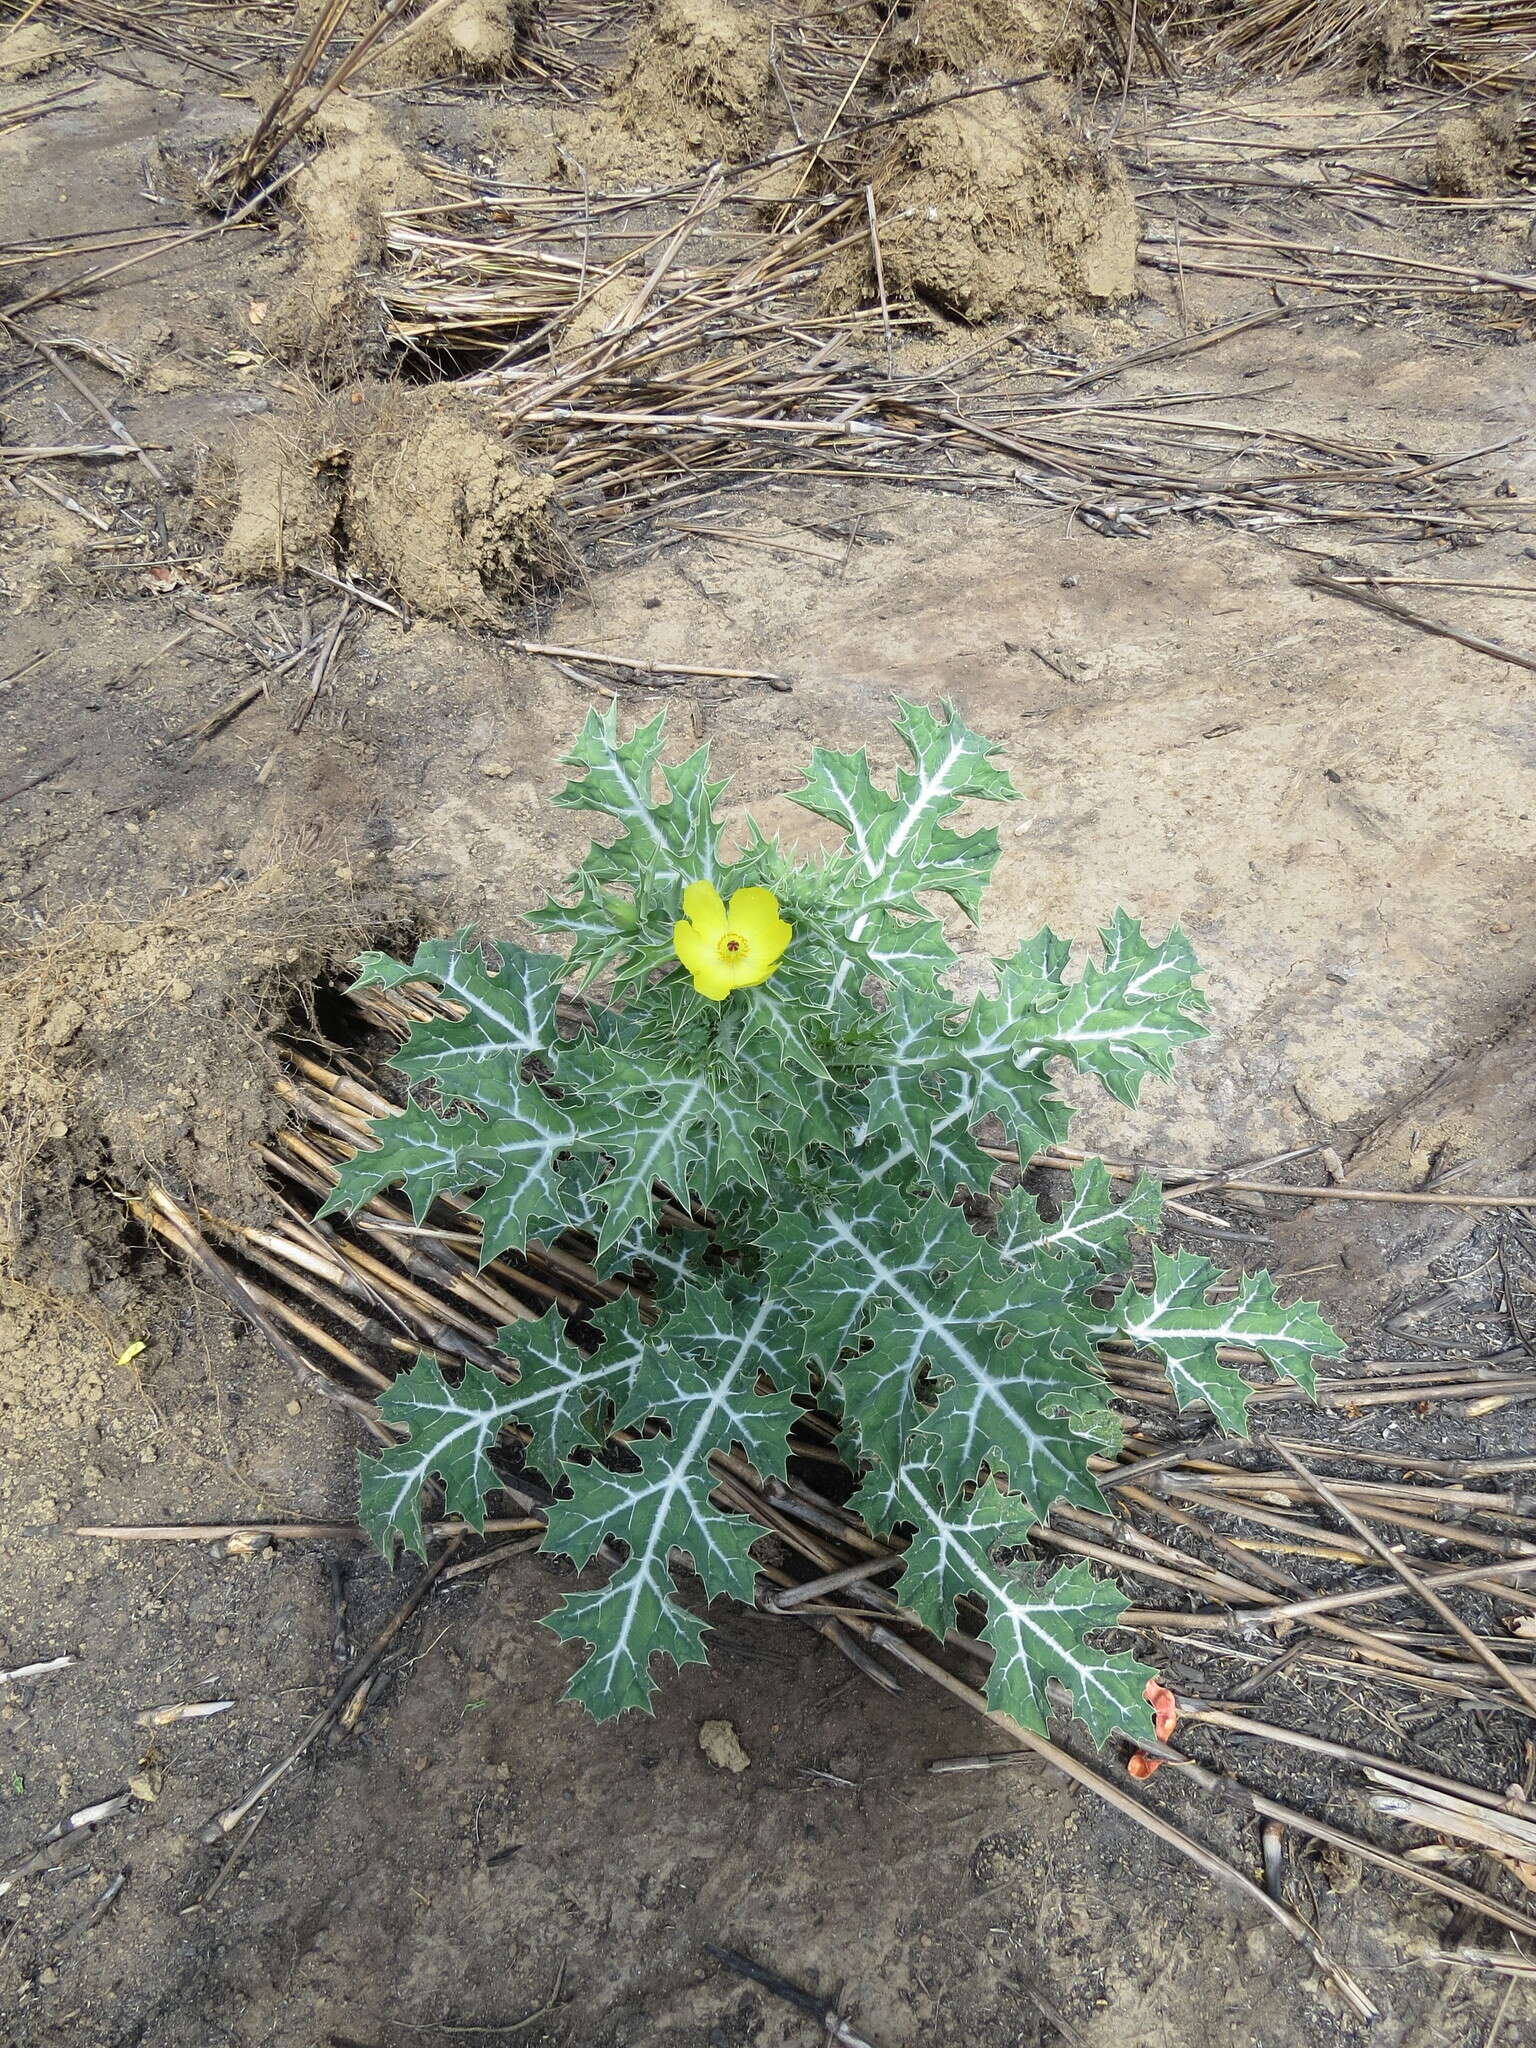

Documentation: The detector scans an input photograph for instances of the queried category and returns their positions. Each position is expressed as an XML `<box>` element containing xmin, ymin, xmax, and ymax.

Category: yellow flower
<box><xmin>673</xmin><ymin>881</ymin><xmax>792</xmax><ymax>1002</ymax></box>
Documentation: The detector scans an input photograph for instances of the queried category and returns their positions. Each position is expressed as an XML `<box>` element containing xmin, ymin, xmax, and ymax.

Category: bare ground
<box><xmin>4</xmin><ymin>16</ymin><xmax>1536</xmax><ymax>2048</ymax></box>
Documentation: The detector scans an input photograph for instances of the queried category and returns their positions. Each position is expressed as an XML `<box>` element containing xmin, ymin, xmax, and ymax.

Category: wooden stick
<box><xmin>199</xmin><ymin>1537</ymin><xmax>463</xmax><ymax>1843</ymax></box>
<box><xmin>1</xmin><ymin>319</ymin><xmax>168</xmax><ymax>485</ymax></box>
<box><xmin>864</xmin><ymin>1625</ymin><xmax>1378</xmax><ymax>2021</ymax></box>
<box><xmin>1</xmin><ymin>164</ymin><xmax>298</xmax><ymax>321</ymax></box>
<box><xmin>513</xmin><ymin>639</ymin><xmax>789</xmax><ymax>686</ymax></box>
<box><xmin>1302</xmin><ymin>571</ymin><xmax>1536</xmax><ymax>678</ymax></box>
<box><xmin>1012</xmin><ymin>1142</ymin><xmax>1536</xmax><ymax>1210</ymax></box>
<box><xmin>73</xmin><ymin>1518</ymin><xmax>542</xmax><ymax>1543</ymax></box>
<box><xmin>1267</xmin><ymin>1440</ymin><xmax>1536</xmax><ymax>1715</ymax></box>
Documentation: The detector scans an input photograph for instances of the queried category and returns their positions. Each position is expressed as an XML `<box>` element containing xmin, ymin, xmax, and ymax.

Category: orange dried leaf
<box><xmin>1144</xmin><ymin>1678</ymin><xmax>1179</xmax><ymax>1742</ymax></box>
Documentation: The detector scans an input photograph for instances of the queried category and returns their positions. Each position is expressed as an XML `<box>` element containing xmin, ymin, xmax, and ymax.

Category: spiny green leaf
<box><xmin>765</xmin><ymin>1188</ymin><xmax>1115</xmax><ymax>1508</ymax></box>
<box><xmin>1111</xmin><ymin>1248</ymin><xmax>1344</xmax><ymax>1431</ymax></box>
<box><xmin>996</xmin><ymin>1158</ymin><xmax>1162</xmax><ymax>1275</ymax></box>
<box><xmin>859</xmin><ymin>1067</ymin><xmax>992</xmax><ymax>1199</ymax></box>
<box><xmin>553</xmin><ymin>707</ymin><xmax>725</xmax><ymax>890</ymax></box>
<box><xmin>539</xmin><ymin>1330</ymin><xmax>800</xmax><ymax>1717</ymax></box>
<box><xmin>1033</xmin><ymin>919</ymin><xmax>1207</xmax><ymax>1106</ymax></box>
<box><xmin>321</xmin><ymin>1100</ymin><xmax>517</xmax><ymax>1226</ymax></box>
<box><xmin>496</xmin><ymin>1299</ymin><xmax>653</xmax><ymax>1475</ymax></box>
<box><xmin>542</xmin><ymin>1444</ymin><xmax>755</xmax><ymax>1718</ymax></box>
<box><xmin>792</xmin><ymin>697</ymin><xmax>1016</xmax><ymax>924</ymax></box>
<box><xmin>855</xmin><ymin>1075</ymin><xmax>995</xmax><ymax>1207</ymax></box>
<box><xmin>957</xmin><ymin>921</ymin><xmax>1206</xmax><ymax>1109</ymax></box>
<box><xmin>353</xmin><ymin>928</ymin><xmax>477</xmax><ymax>991</ymax></box>
<box><xmin>656</xmin><ymin>1281</ymin><xmax>811</xmax><ymax>1398</ymax></box>
<box><xmin>367</xmin><ymin>938</ymin><xmax>562</xmax><ymax>1108</ymax></box>
<box><xmin>856</xmin><ymin>1464</ymin><xmax>1155</xmax><ymax>1743</ymax></box>
<box><xmin>359</xmin><ymin>1355</ymin><xmax>521</xmax><ymax>1562</ymax></box>
<box><xmin>533</xmin><ymin>707</ymin><xmax>729</xmax><ymax>982</ymax></box>
<box><xmin>321</xmin><ymin>1088</ymin><xmax>586</xmax><ymax>1261</ymax></box>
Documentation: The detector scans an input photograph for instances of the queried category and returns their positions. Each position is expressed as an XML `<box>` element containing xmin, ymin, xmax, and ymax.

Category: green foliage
<box><xmin>326</xmin><ymin>700</ymin><xmax>1345</xmax><ymax>1736</ymax></box>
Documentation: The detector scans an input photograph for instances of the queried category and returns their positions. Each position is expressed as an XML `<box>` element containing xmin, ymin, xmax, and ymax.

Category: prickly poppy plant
<box><xmin>323</xmin><ymin>702</ymin><xmax>1343</xmax><ymax>1734</ymax></box>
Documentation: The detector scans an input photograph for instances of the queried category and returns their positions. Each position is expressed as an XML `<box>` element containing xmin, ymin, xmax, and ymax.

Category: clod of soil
<box><xmin>879</xmin><ymin>0</ymin><xmax>1085</xmax><ymax>82</ymax></box>
<box><xmin>1369</xmin><ymin>0</ymin><xmax>1431</xmax><ymax>79</ymax></box>
<box><xmin>342</xmin><ymin>389</ymin><xmax>564</xmax><ymax>622</ymax></box>
<box><xmin>373</xmin><ymin>0</ymin><xmax>533</xmax><ymax>82</ymax></box>
<box><xmin>824</xmin><ymin>82</ymin><xmax>1137</xmax><ymax>323</ymax></box>
<box><xmin>601</xmin><ymin>0</ymin><xmax>773</xmax><ymax>169</ymax></box>
<box><xmin>219</xmin><ymin>417</ymin><xmax>343</xmax><ymax>582</ymax></box>
<box><xmin>0</xmin><ymin>867</ymin><xmax>362</xmax><ymax>1293</ymax></box>
<box><xmin>268</xmin><ymin>94</ymin><xmax>433</xmax><ymax>369</ymax></box>
<box><xmin>217</xmin><ymin>388</ymin><xmax>564</xmax><ymax>619</ymax></box>
<box><xmin>0</xmin><ymin>21</ymin><xmax>64</xmax><ymax>77</ymax></box>
<box><xmin>1430</xmin><ymin>100</ymin><xmax>1520</xmax><ymax>197</ymax></box>
<box><xmin>698</xmin><ymin>1718</ymin><xmax>751</xmax><ymax>1772</ymax></box>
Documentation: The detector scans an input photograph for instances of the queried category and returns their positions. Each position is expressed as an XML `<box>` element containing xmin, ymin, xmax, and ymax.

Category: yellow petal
<box><xmin>731</xmin><ymin>948</ymin><xmax>787</xmax><ymax>989</ymax></box>
<box><xmin>673</xmin><ymin>917</ymin><xmax>722</xmax><ymax>985</ymax></box>
<box><xmin>681</xmin><ymin>880</ymin><xmax>727</xmax><ymax>940</ymax></box>
<box><xmin>690</xmin><ymin>958</ymin><xmax>736</xmax><ymax>1000</ymax></box>
<box><xmin>726</xmin><ymin>887</ymin><xmax>792</xmax><ymax>960</ymax></box>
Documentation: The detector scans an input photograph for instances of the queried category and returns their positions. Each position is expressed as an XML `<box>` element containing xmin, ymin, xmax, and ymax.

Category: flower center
<box><xmin>716</xmin><ymin>931</ymin><xmax>750</xmax><ymax>962</ymax></box>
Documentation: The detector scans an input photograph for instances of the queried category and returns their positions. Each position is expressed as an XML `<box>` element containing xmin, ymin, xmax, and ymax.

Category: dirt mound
<box><xmin>0</xmin><ymin>20</ymin><xmax>64</xmax><ymax>77</ymax></box>
<box><xmin>219</xmin><ymin>416</ymin><xmax>343</xmax><ymax>581</ymax></box>
<box><xmin>0</xmin><ymin>867</ymin><xmax>363</xmax><ymax>1293</ymax></box>
<box><xmin>1430</xmin><ymin>100</ymin><xmax>1520</xmax><ymax>196</ymax></box>
<box><xmin>880</xmin><ymin>0</ymin><xmax>1086</xmax><ymax>81</ymax></box>
<box><xmin>218</xmin><ymin>390</ymin><xmax>565</xmax><ymax>621</ymax></box>
<box><xmin>373</xmin><ymin>0</ymin><xmax>533</xmax><ymax>81</ymax></box>
<box><xmin>824</xmin><ymin>82</ymin><xmax>1137</xmax><ymax>324</ymax></box>
<box><xmin>561</xmin><ymin>0</ymin><xmax>773</xmax><ymax>176</ymax></box>
<box><xmin>268</xmin><ymin>95</ymin><xmax>432</xmax><ymax>371</ymax></box>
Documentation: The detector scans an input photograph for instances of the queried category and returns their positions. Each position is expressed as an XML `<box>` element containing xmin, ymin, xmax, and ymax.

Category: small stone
<box><xmin>285</xmin><ymin>1400</ymin><xmax>301</xmax><ymax>1417</ymax></box>
<box><xmin>699</xmin><ymin>1719</ymin><xmax>749</xmax><ymax>1773</ymax></box>
<box><xmin>165</xmin><ymin>980</ymin><xmax>192</xmax><ymax>1003</ymax></box>
<box><xmin>1061</xmin><ymin>574</ymin><xmax>1080</xmax><ymax>588</ymax></box>
<box><xmin>47</xmin><ymin>1121</ymin><xmax>69</xmax><ymax>1141</ymax></box>
<box><xmin>127</xmin><ymin>1772</ymin><xmax>159</xmax><ymax>1803</ymax></box>
<box><xmin>41</xmin><ymin>999</ymin><xmax>86</xmax><ymax>1048</ymax></box>
<box><xmin>39</xmin><ymin>1968</ymin><xmax>57</xmax><ymax>1987</ymax></box>
<box><xmin>479</xmin><ymin>761</ymin><xmax>513</xmax><ymax>779</ymax></box>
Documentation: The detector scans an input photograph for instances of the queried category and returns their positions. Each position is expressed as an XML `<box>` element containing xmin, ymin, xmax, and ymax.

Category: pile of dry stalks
<box><xmin>117</xmin><ymin>967</ymin><xmax>1536</xmax><ymax>2021</ymax></box>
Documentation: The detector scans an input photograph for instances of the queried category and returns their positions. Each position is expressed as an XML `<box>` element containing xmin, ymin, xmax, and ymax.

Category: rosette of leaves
<box><xmin>322</xmin><ymin>701</ymin><xmax>1343</xmax><ymax>1736</ymax></box>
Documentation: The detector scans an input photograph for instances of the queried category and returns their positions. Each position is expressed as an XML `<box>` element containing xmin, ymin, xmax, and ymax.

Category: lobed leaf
<box><xmin>792</xmin><ymin>697</ymin><xmax>1017</xmax><ymax>923</ymax></box>
<box><xmin>764</xmin><ymin>1187</ymin><xmax>1116</xmax><ymax>1510</ymax></box>
<box><xmin>1111</xmin><ymin>1248</ymin><xmax>1345</xmax><ymax>1431</ymax></box>
<box><xmin>996</xmin><ymin>1157</ymin><xmax>1162</xmax><ymax>1276</ymax></box>
<box><xmin>856</xmin><ymin>1463</ymin><xmax>1156</xmax><ymax>1744</ymax></box>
